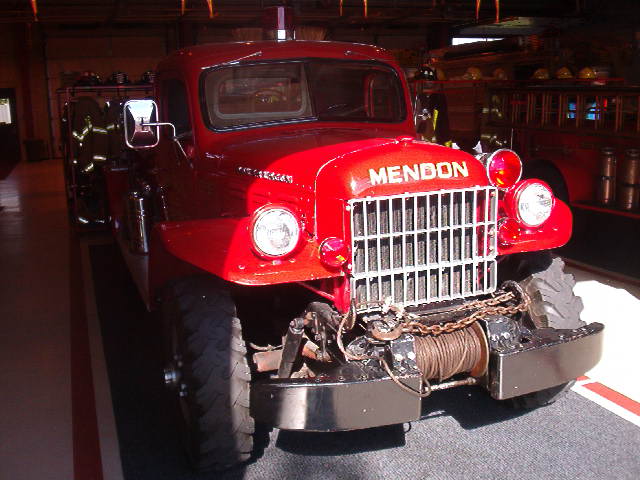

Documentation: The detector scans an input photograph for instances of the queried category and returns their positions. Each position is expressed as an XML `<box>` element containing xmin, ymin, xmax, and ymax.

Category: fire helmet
<box><xmin>556</xmin><ymin>67</ymin><xmax>574</xmax><ymax>79</ymax></box>
<box><xmin>140</xmin><ymin>70</ymin><xmax>156</xmax><ymax>84</ymax></box>
<box><xmin>107</xmin><ymin>71</ymin><xmax>130</xmax><ymax>85</ymax></box>
<box><xmin>75</xmin><ymin>71</ymin><xmax>101</xmax><ymax>86</ymax></box>
<box><xmin>493</xmin><ymin>68</ymin><xmax>508</xmax><ymax>80</ymax></box>
<box><xmin>532</xmin><ymin>68</ymin><xmax>550</xmax><ymax>80</ymax></box>
<box><xmin>578</xmin><ymin>67</ymin><xmax>596</xmax><ymax>79</ymax></box>
<box><xmin>464</xmin><ymin>67</ymin><xmax>482</xmax><ymax>80</ymax></box>
<box><xmin>415</xmin><ymin>65</ymin><xmax>437</xmax><ymax>81</ymax></box>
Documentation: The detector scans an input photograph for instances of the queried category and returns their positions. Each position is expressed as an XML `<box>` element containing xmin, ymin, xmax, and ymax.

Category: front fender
<box><xmin>151</xmin><ymin>218</ymin><xmax>341</xmax><ymax>286</ymax></box>
<box><xmin>497</xmin><ymin>198</ymin><xmax>572</xmax><ymax>255</ymax></box>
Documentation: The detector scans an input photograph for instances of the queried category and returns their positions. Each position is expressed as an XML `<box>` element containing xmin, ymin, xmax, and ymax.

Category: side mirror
<box><xmin>123</xmin><ymin>99</ymin><xmax>160</xmax><ymax>149</ymax></box>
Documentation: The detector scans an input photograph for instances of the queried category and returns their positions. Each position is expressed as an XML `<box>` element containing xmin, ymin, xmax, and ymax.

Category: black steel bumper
<box><xmin>250</xmin><ymin>322</ymin><xmax>604</xmax><ymax>431</ymax></box>
<box><xmin>488</xmin><ymin>322</ymin><xmax>604</xmax><ymax>400</ymax></box>
<box><xmin>251</xmin><ymin>363</ymin><xmax>423</xmax><ymax>432</ymax></box>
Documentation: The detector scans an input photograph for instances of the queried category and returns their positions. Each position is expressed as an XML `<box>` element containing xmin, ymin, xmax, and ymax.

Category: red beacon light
<box><xmin>319</xmin><ymin>237</ymin><xmax>349</xmax><ymax>269</ymax></box>
<box><xmin>485</xmin><ymin>149</ymin><xmax>523</xmax><ymax>190</ymax></box>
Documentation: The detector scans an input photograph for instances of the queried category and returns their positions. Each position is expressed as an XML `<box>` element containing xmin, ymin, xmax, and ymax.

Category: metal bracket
<box><xmin>277</xmin><ymin>317</ymin><xmax>305</xmax><ymax>378</ymax></box>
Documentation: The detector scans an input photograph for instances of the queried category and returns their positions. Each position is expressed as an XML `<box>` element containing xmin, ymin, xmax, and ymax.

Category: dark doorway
<box><xmin>0</xmin><ymin>88</ymin><xmax>21</xmax><ymax>179</ymax></box>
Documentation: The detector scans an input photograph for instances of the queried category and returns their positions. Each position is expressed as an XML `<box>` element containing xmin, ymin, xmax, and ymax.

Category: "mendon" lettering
<box><xmin>369</xmin><ymin>161</ymin><xmax>469</xmax><ymax>185</ymax></box>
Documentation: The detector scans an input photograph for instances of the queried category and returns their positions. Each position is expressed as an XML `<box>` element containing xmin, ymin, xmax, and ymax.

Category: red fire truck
<box><xmin>103</xmin><ymin>40</ymin><xmax>602</xmax><ymax>471</ymax></box>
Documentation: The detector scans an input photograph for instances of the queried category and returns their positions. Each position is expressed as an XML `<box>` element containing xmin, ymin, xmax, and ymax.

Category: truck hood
<box><xmin>210</xmin><ymin>127</ymin><xmax>488</xmax><ymax>199</ymax></box>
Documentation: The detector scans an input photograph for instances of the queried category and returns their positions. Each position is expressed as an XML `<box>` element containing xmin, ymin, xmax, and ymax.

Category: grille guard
<box><xmin>349</xmin><ymin>186</ymin><xmax>499</xmax><ymax>309</ymax></box>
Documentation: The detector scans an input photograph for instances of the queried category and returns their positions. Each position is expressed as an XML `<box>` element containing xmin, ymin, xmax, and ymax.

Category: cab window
<box><xmin>202</xmin><ymin>60</ymin><xmax>406</xmax><ymax>130</ymax></box>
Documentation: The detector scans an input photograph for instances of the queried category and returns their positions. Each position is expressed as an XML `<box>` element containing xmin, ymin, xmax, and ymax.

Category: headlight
<box><xmin>516</xmin><ymin>181</ymin><xmax>553</xmax><ymax>227</ymax></box>
<box><xmin>251</xmin><ymin>207</ymin><xmax>301</xmax><ymax>257</ymax></box>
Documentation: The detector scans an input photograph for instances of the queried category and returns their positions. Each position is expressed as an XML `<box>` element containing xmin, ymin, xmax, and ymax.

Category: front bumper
<box><xmin>251</xmin><ymin>362</ymin><xmax>422</xmax><ymax>432</ymax></box>
<box><xmin>488</xmin><ymin>322</ymin><xmax>604</xmax><ymax>400</ymax></box>
<box><xmin>250</xmin><ymin>322</ymin><xmax>604</xmax><ymax>432</ymax></box>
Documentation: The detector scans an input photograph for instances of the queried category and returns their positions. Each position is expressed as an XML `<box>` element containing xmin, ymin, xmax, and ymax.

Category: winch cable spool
<box><xmin>413</xmin><ymin>324</ymin><xmax>486</xmax><ymax>382</ymax></box>
<box><xmin>337</xmin><ymin>284</ymin><xmax>530</xmax><ymax>398</ymax></box>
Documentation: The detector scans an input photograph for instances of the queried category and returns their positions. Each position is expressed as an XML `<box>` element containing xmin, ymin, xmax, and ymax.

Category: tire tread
<box><xmin>164</xmin><ymin>276</ymin><xmax>255</xmax><ymax>471</ymax></box>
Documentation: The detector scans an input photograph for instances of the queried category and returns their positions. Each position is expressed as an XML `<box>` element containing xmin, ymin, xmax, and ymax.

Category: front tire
<box><xmin>503</xmin><ymin>252</ymin><xmax>584</xmax><ymax>408</ymax></box>
<box><xmin>162</xmin><ymin>276</ymin><xmax>255</xmax><ymax>471</ymax></box>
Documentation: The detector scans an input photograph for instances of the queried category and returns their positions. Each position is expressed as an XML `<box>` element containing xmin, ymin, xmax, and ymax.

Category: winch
<box><xmin>337</xmin><ymin>285</ymin><xmax>529</xmax><ymax>396</ymax></box>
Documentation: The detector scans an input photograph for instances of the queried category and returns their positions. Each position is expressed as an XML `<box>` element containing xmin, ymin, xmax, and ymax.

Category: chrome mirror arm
<box><xmin>142</xmin><ymin>121</ymin><xmax>188</xmax><ymax>159</ymax></box>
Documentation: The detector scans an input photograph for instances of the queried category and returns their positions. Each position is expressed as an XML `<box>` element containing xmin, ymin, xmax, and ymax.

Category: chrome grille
<box><xmin>349</xmin><ymin>186</ymin><xmax>498</xmax><ymax>308</ymax></box>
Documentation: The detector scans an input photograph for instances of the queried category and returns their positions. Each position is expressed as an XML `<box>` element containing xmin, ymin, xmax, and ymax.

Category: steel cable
<box><xmin>414</xmin><ymin>327</ymin><xmax>483</xmax><ymax>381</ymax></box>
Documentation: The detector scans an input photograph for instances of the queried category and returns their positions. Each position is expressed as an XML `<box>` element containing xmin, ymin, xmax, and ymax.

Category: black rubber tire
<box><xmin>504</xmin><ymin>252</ymin><xmax>584</xmax><ymax>408</ymax></box>
<box><xmin>508</xmin><ymin>381</ymin><xmax>576</xmax><ymax>409</ymax></box>
<box><xmin>162</xmin><ymin>276</ymin><xmax>255</xmax><ymax>471</ymax></box>
<box><xmin>520</xmin><ymin>255</ymin><xmax>585</xmax><ymax>330</ymax></box>
<box><xmin>524</xmin><ymin>161</ymin><xmax>569</xmax><ymax>204</ymax></box>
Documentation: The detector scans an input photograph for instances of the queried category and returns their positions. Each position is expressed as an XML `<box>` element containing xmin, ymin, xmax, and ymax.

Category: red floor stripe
<box><xmin>583</xmin><ymin>382</ymin><xmax>640</xmax><ymax>417</ymax></box>
<box><xmin>69</xmin><ymin>233</ymin><xmax>104</xmax><ymax>480</ymax></box>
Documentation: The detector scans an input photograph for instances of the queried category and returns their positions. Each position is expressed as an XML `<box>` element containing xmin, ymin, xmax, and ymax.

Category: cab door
<box><xmin>157</xmin><ymin>77</ymin><xmax>197</xmax><ymax>221</ymax></box>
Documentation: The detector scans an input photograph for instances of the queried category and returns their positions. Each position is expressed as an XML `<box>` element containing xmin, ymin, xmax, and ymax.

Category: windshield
<box><xmin>202</xmin><ymin>59</ymin><xmax>406</xmax><ymax>130</ymax></box>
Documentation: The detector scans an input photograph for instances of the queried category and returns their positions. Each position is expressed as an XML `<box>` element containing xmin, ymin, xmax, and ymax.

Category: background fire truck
<box><xmin>416</xmin><ymin>36</ymin><xmax>640</xmax><ymax>278</ymax></box>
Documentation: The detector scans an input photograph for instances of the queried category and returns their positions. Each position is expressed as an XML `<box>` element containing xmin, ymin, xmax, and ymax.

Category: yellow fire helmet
<box><xmin>556</xmin><ymin>66</ymin><xmax>574</xmax><ymax>79</ymax></box>
<box><xmin>463</xmin><ymin>66</ymin><xmax>483</xmax><ymax>80</ymax></box>
<box><xmin>532</xmin><ymin>68</ymin><xmax>550</xmax><ymax>80</ymax></box>
<box><xmin>578</xmin><ymin>66</ymin><xmax>596</xmax><ymax>79</ymax></box>
<box><xmin>493</xmin><ymin>67</ymin><xmax>508</xmax><ymax>80</ymax></box>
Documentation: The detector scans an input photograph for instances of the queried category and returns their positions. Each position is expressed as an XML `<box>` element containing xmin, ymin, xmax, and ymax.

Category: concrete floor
<box><xmin>0</xmin><ymin>160</ymin><xmax>73</xmax><ymax>479</ymax></box>
<box><xmin>1</xmin><ymin>159</ymin><xmax>639</xmax><ymax>480</ymax></box>
<box><xmin>569</xmin><ymin>266</ymin><xmax>640</xmax><ymax>402</ymax></box>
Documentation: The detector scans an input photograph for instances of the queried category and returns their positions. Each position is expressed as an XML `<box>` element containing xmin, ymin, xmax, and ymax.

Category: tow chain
<box><xmin>399</xmin><ymin>287</ymin><xmax>530</xmax><ymax>337</ymax></box>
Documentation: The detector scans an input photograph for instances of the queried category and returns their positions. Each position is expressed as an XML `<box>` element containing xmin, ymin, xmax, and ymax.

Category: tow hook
<box><xmin>370</xmin><ymin>322</ymin><xmax>403</xmax><ymax>341</ymax></box>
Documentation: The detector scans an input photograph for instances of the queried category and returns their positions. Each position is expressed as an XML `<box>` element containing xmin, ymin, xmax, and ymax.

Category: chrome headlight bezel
<box><xmin>514</xmin><ymin>180</ymin><xmax>554</xmax><ymax>227</ymax></box>
<box><xmin>250</xmin><ymin>206</ymin><xmax>302</xmax><ymax>258</ymax></box>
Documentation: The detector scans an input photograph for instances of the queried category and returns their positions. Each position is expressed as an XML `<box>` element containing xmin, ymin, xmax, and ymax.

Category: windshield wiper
<box><xmin>202</xmin><ymin>51</ymin><xmax>263</xmax><ymax>69</ymax></box>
